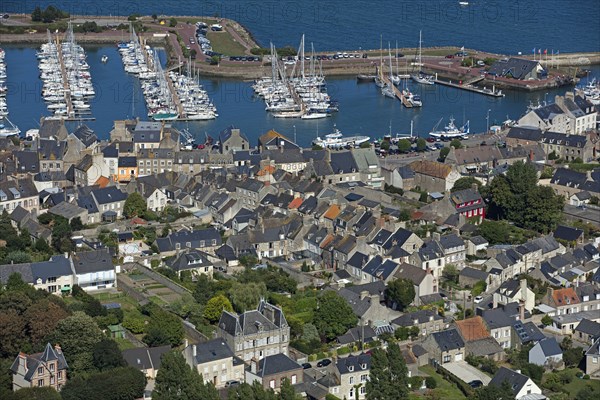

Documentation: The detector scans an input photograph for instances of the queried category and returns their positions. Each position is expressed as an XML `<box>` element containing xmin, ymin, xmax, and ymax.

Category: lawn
<box><xmin>417</xmin><ymin>366</ymin><xmax>467</xmax><ymax>399</ymax></box>
<box><xmin>114</xmin><ymin>337</ymin><xmax>138</xmax><ymax>351</ymax></box>
<box><xmin>207</xmin><ymin>30</ymin><xmax>247</xmax><ymax>56</ymax></box>
<box><xmin>564</xmin><ymin>376</ymin><xmax>600</xmax><ymax>395</ymax></box>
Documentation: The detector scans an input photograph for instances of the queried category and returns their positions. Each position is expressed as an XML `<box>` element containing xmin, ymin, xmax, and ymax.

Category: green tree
<box><xmin>541</xmin><ymin>314</ymin><xmax>553</xmax><ymax>326</ymax></box>
<box><xmin>279</xmin><ymin>377</ymin><xmax>301</xmax><ymax>400</ymax></box>
<box><xmin>47</xmin><ymin>311</ymin><xmax>104</xmax><ymax>374</ymax></box>
<box><xmin>228</xmin><ymin>382</ymin><xmax>255</xmax><ymax>399</ymax></box>
<box><xmin>385</xmin><ymin>279</ymin><xmax>415</xmax><ymax>311</ymax></box>
<box><xmin>203</xmin><ymin>294</ymin><xmax>233</xmax><ymax>323</ymax></box>
<box><xmin>229</xmin><ymin>281</ymin><xmax>267</xmax><ymax>312</ymax></box>
<box><xmin>314</xmin><ymin>291</ymin><xmax>358</xmax><ymax>341</ymax></box>
<box><xmin>124</xmin><ymin>192</ymin><xmax>147</xmax><ymax>218</ymax></box>
<box><xmin>450</xmin><ymin>139</ymin><xmax>462</xmax><ymax>149</ymax></box>
<box><xmin>397</xmin><ymin>139</ymin><xmax>411</xmax><ymax>153</ymax></box>
<box><xmin>366</xmin><ymin>348</ymin><xmax>392</xmax><ymax>399</ymax></box>
<box><xmin>24</xmin><ymin>298</ymin><xmax>70</xmax><ymax>345</ymax></box>
<box><xmin>169</xmin><ymin>17</ymin><xmax>178</xmax><ymax>27</ymax></box>
<box><xmin>70</xmin><ymin>216</ymin><xmax>84</xmax><ymax>231</ymax></box>
<box><xmin>153</xmin><ymin>351</ymin><xmax>207</xmax><ymax>400</ymax></box>
<box><xmin>380</xmin><ymin>140</ymin><xmax>390</xmax><ymax>151</ymax></box>
<box><xmin>451</xmin><ymin>176</ymin><xmax>481</xmax><ymax>192</ymax></box>
<box><xmin>442</xmin><ymin>264</ymin><xmax>459</xmax><ymax>284</ymax></box>
<box><xmin>301</xmin><ymin>323</ymin><xmax>320</xmax><ymax>343</ymax></box>
<box><xmin>143</xmin><ymin>307</ymin><xmax>184</xmax><ymax>347</ymax></box>
<box><xmin>34</xmin><ymin>237</ymin><xmax>52</xmax><ymax>254</ymax></box>
<box><xmin>438</xmin><ymin>147</ymin><xmax>450</xmax><ymax>162</ymax></box>
<box><xmin>387</xmin><ymin>343</ymin><xmax>409</xmax><ymax>398</ymax></box>
<box><xmin>474</xmin><ymin>381</ymin><xmax>515</xmax><ymax>400</ymax></box>
<box><xmin>93</xmin><ymin>339</ymin><xmax>126</xmax><ymax>371</ymax></box>
<box><xmin>61</xmin><ymin>366</ymin><xmax>146</xmax><ymax>400</ymax></box>
<box><xmin>575</xmin><ymin>386</ymin><xmax>598</xmax><ymax>400</ymax></box>
<box><xmin>10</xmin><ymin>387</ymin><xmax>62</xmax><ymax>400</ymax></box>
<box><xmin>31</xmin><ymin>6</ymin><xmax>43</xmax><ymax>22</ymax></box>
<box><xmin>151</xmin><ymin>14</ymin><xmax>158</xmax><ymax>21</ymax></box>
<box><xmin>416</xmin><ymin>138</ymin><xmax>427</xmax><ymax>152</ymax></box>
<box><xmin>472</xmin><ymin>280</ymin><xmax>487</xmax><ymax>296</ymax></box>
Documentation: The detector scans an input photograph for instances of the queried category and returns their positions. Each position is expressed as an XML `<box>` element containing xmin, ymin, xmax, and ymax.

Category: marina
<box><xmin>433</xmin><ymin>74</ymin><xmax>505</xmax><ymax>98</ymax></box>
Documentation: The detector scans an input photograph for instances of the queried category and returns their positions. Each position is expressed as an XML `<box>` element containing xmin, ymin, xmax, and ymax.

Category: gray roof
<box><xmin>460</xmin><ymin>267</ymin><xmax>489</xmax><ymax>281</ymax></box>
<box><xmin>330</xmin><ymin>151</ymin><xmax>358</xmax><ymax>174</ymax></box>
<box><xmin>482</xmin><ymin>308</ymin><xmax>514</xmax><ymax>329</ymax></box>
<box><xmin>0</xmin><ymin>178</ymin><xmax>38</xmax><ymax>201</ymax></box>
<box><xmin>167</xmin><ymin>251</ymin><xmax>212</xmax><ymax>273</ymax></box>
<box><xmin>394</xmin><ymin>263</ymin><xmax>427</xmax><ymax>285</ymax></box>
<box><xmin>513</xmin><ymin>321</ymin><xmax>545</xmax><ymax>345</ymax></box>
<box><xmin>535</xmin><ymin>337</ymin><xmax>562</xmax><ymax>357</ymax></box>
<box><xmin>575</xmin><ymin>319</ymin><xmax>600</xmax><ymax>337</ymax></box>
<box><xmin>337</xmin><ymin>326</ymin><xmax>377</xmax><ymax>345</ymax></box>
<box><xmin>122</xmin><ymin>345</ymin><xmax>171</xmax><ymax>371</ymax></box>
<box><xmin>72</xmin><ymin>125</ymin><xmax>97</xmax><ymax>147</ymax></box>
<box><xmin>49</xmin><ymin>201</ymin><xmax>87</xmax><ymax>220</ymax></box>
<box><xmin>155</xmin><ymin>228</ymin><xmax>222</xmax><ymax>253</ymax></box>
<box><xmin>218</xmin><ymin>300</ymin><xmax>287</xmax><ymax>336</ymax></box>
<box><xmin>190</xmin><ymin>339</ymin><xmax>240</xmax><ymax>365</ymax></box>
<box><xmin>71</xmin><ymin>248</ymin><xmax>114</xmax><ymax>274</ymax></box>
<box><xmin>412</xmin><ymin>344</ymin><xmax>428</xmax><ymax>357</ymax></box>
<box><xmin>488</xmin><ymin>57</ymin><xmax>541</xmax><ymax>79</ymax></box>
<box><xmin>466</xmin><ymin>337</ymin><xmax>504</xmax><ymax>357</ymax></box>
<box><xmin>438</xmin><ymin>233</ymin><xmax>464</xmax><ymax>250</ymax></box>
<box><xmin>489</xmin><ymin>367</ymin><xmax>530</xmax><ymax>395</ymax></box>
<box><xmin>506</xmin><ymin>127</ymin><xmax>543</xmax><ymax>141</ymax></box>
<box><xmin>541</xmin><ymin>131</ymin><xmax>587</xmax><ymax>148</ymax></box>
<box><xmin>11</xmin><ymin>343</ymin><xmax>69</xmax><ymax>382</ymax></box>
<box><xmin>91</xmin><ymin>186</ymin><xmax>127</xmax><ymax>205</ymax></box>
<box><xmin>30</xmin><ymin>255</ymin><xmax>73</xmax><ymax>284</ymax></box>
<box><xmin>256</xmin><ymin>353</ymin><xmax>301</xmax><ymax>377</ymax></box>
<box><xmin>392</xmin><ymin>309</ymin><xmax>442</xmax><ymax>327</ymax></box>
<box><xmin>336</xmin><ymin>353</ymin><xmax>371</xmax><ymax>374</ymax></box>
<box><xmin>0</xmin><ymin>263</ymin><xmax>34</xmax><ymax>285</ymax></box>
<box><xmin>553</xmin><ymin>225</ymin><xmax>584</xmax><ymax>242</ymax></box>
<box><xmin>431</xmin><ymin>328</ymin><xmax>465</xmax><ymax>351</ymax></box>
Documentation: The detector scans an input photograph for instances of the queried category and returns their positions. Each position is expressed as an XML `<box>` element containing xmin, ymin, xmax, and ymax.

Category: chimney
<box><xmin>360</xmin><ymin>290</ymin><xmax>369</xmax><ymax>300</ymax></box>
<box><xmin>250</xmin><ymin>357</ymin><xmax>258</xmax><ymax>374</ymax></box>
<box><xmin>192</xmin><ymin>344</ymin><xmax>197</xmax><ymax>357</ymax></box>
<box><xmin>520</xmin><ymin>279</ymin><xmax>527</xmax><ymax>300</ymax></box>
<box><xmin>586</xmin><ymin>170</ymin><xmax>593</xmax><ymax>180</ymax></box>
<box><xmin>433</xmin><ymin>232</ymin><xmax>441</xmax><ymax>242</ymax></box>
<box><xmin>184</xmin><ymin>339</ymin><xmax>189</xmax><ymax>348</ymax></box>
<box><xmin>529</xmin><ymin>149</ymin><xmax>534</xmax><ymax>162</ymax></box>
<box><xmin>519</xmin><ymin>300</ymin><xmax>525</xmax><ymax>321</ymax></box>
<box><xmin>54</xmin><ymin>344</ymin><xmax>62</xmax><ymax>354</ymax></box>
<box><xmin>492</xmin><ymin>295</ymin><xmax>498</xmax><ymax>309</ymax></box>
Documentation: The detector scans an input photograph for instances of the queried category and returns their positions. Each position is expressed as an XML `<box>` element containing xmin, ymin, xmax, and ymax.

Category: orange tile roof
<box><xmin>259</xmin><ymin>129</ymin><xmax>284</xmax><ymax>144</ymax></box>
<box><xmin>95</xmin><ymin>176</ymin><xmax>110</xmax><ymax>188</ymax></box>
<box><xmin>288</xmin><ymin>197</ymin><xmax>303</xmax><ymax>210</ymax></box>
<box><xmin>323</xmin><ymin>204</ymin><xmax>341</xmax><ymax>220</ymax></box>
<box><xmin>320</xmin><ymin>234</ymin><xmax>335</xmax><ymax>249</ymax></box>
<box><xmin>552</xmin><ymin>288</ymin><xmax>580</xmax><ymax>307</ymax></box>
<box><xmin>257</xmin><ymin>165</ymin><xmax>276</xmax><ymax>176</ymax></box>
<box><xmin>455</xmin><ymin>316</ymin><xmax>490</xmax><ymax>341</ymax></box>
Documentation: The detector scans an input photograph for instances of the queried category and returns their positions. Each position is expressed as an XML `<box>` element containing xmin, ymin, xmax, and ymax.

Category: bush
<box><xmin>425</xmin><ymin>376</ymin><xmax>437</xmax><ymax>389</ymax></box>
<box><xmin>169</xmin><ymin>17</ymin><xmax>177</xmax><ymax>27</ymax></box>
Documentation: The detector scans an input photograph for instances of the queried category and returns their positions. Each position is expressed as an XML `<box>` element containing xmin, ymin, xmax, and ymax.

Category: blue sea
<box><xmin>2</xmin><ymin>0</ymin><xmax>599</xmax><ymax>53</ymax></box>
<box><xmin>1</xmin><ymin>1</ymin><xmax>599</xmax><ymax>145</ymax></box>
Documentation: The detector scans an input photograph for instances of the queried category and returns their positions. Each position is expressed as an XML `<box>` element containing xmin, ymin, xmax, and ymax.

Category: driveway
<box><xmin>441</xmin><ymin>360</ymin><xmax>491</xmax><ymax>385</ymax></box>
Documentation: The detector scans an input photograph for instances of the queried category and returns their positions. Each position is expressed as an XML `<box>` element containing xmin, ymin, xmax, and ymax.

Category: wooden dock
<box><xmin>379</xmin><ymin>66</ymin><xmax>413</xmax><ymax>108</ymax></box>
<box><xmin>55</xmin><ymin>37</ymin><xmax>73</xmax><ymax>118</ymax></box>
<box><xmin>433</xmin><ymin>74</ymin><xmax>505</xmax><ymax>97</ymax></box>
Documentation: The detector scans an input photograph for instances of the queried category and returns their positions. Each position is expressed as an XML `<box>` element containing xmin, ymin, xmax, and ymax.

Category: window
<box><xmin>349</xmin><ymin>376</ymin><xmax>354</xmax><ymax>384</ymax></box>
<box><xmin>48</xmin><ymin>277</ymin><xmax>57</xmax><ymax>283</ymax></box>
<box><xmin>443</xmin><ymin>355</ymin><xmax>450</xmax><ymax>363</ymax></box>
<box><xmin>38</xmin><ymin>367</ymin><xmax>44</xmax><ymax>375</ymax></box>
<box><xmin>349</xmin><ymin>388</ymin><xmax>354</xmax><ymax>398</ymax></box>
<box><xmin>57</xmin><ymin>371</ymin><xmax>62</xmax><ymax>380</ymax></box>
<box><xmin>269</xmin><ymin>379</ymin><xmax>275</xmax><ymax>389</ymax></box>
<box><xmin>291</xmin><ymin>374</ymin><xmax>297</xmax><ymax>384</ymax></box>
<box><xmin>49</xmin><ymin>363</ymin><xmax>55</xmax><ymax>372</ymax></box>
<box><xmin>38</xmin><ymin>379</ymin><xmax>44</xmax><ymax>386</ymax></box>
<box><xmin>50</xmin><ymin>376</ymin><xmax>55</xmax><ymax>385</ymax></box>
<box><xmin>360</xmin><ymin>387</ymin><xmax>367</xmax><ymax>394</ymax></box>
<box><xmin>593</xmin><ymin>357</ymin><xmax>598</xmax><ymax>364</ymax></box>
<box><xmin>361</xmin><ymin>374</ymin><xmax>368</xmax><ymax>382</ymax></box>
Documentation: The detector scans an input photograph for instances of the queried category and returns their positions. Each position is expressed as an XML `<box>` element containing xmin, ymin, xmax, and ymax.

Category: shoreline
<box><xmin>1</xmin><ymin>13</ymin><xmax>599</xmax><ymax>87</ymax></box>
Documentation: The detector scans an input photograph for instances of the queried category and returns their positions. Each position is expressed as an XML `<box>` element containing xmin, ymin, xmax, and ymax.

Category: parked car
<box><xmin>468</xmin><ymin>380</ymin><xmax>483</xmax><ymax>389</ymax></box>
<box><xmin>317</xmin><ymin>359</ymin><xmax>331</xmax><ymax>368</ymax></box>
<box><xmin>445</xmin><ymin>54</ymin><xmax>455</xmax><ymax>58</ymax></box>
<box><xmin>474</xmin><ymin>296</ymin><xmax>484</xmax><ymax>303</ymax></box>
<box><xmin>225</xmin><ymin>380</ymin><xmax>240</xmax><ymax>387</ymax></box>
<box><xmin>302</xmin><ymin>363</ymin><xmax>312</xmax><ymax>369</ymax></box>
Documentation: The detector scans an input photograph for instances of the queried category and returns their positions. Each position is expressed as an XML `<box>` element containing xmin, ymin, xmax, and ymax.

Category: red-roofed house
<box><xmin>542</xmin><ymin>287</ymin><xmax>581</xmax><ymax>316</ymax></box>
<box><xmin>288</xmin><ymin>197</ymin><xmax>303</xmax><ymax>210</ymax></box>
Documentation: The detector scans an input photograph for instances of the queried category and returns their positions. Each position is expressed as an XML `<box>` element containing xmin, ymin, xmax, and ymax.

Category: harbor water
<box><xmin>2</xmin><ymin>45</ymin><xmax>599</xmax><ymax>146</ymax></box>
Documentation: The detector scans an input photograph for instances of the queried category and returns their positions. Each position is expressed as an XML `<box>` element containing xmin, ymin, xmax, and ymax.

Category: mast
<box><xmin>418</xmin><ymin>30</ymin><xmax>422</xmax><ymax>66</ymax></box>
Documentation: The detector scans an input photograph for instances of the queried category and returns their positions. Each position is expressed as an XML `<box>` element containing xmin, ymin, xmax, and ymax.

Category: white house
<box><xmin>529</xmin><ymin>337</ymin><xmax>563</xmax><ymax>368</ymax></box>
<box><xmin>71</xmin><ymin>249</ymin><xmax>117</xmax><ymax>291</ymax></box>
<box><xmin>489</xmin><ymin>367</ymin><xmax>544</xmax><ymax>400</ymax></box>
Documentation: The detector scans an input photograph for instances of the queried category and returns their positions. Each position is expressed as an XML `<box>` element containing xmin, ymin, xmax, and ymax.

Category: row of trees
<box><xmin>31</xmin><ymin>6</ymin><xmax>69</xmax><ymax>23</ymax></box>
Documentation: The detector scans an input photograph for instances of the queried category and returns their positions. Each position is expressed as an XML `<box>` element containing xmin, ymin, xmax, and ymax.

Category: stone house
<box><xmin>182</xmin><ymin>339</ymin><xmax>245</xmax><ymax>388</ymax></box>
<box><xmin>217</xmin><ymin>300</ymin><xmax>290</xmax><ymax>363</ymax></box>
<box><xmin>122</xmin><ymin>345</ymin><xmax>171</xmax><ymax>379</ymax></box>
<box><xmin>409</xmin><ymin>160</ymin><xmax>461</xmax><ymax>193</ymax></box>
<box><xmin>0</xmin><ymin>177</ymin><xmax>39</xmax><ymax>214</ymax></box>
<box><xmin>332</xmin><ymin>353</ymin><xmax>371</xmax><ymax>400</ymax></box>
<box><xmin>219</xmin><ymin>126</ymin><xmax>250</xmax><ymax>153</ymax></box>
<box><xmin>246</xmin><ymin>353</ymin><xmax>303</xmax><ymax>392</ymax></box>
<box><xmin>421</xmin><ymin>328</ymin><xmax>466</xmax><ymax>364</ymax></box>
<box><xmin>489</xmin><ymin>367</ymin><xmax>543</xmax><ymax>400</ymax></box>
<box><xmin>482</xmin><ymin>308</ymin><xmax>515</xmax><ymax>350</ymax></box>
<box><xmin>529</xmin><ymin>337</ymin><xmax>563</xmax><ymax>368</ymax></box>
<box><xmin>391</xmin><ymin>309</ymin><xmax>445</xmax><ymax>337</ymax></box>
<box><xmin>11</xmin><ymin>343</ymin><xmax>68</xmax><ymax>391</ymax></box>
<box><xmin>584</xmin><ymin>339</ymin><xmax>600</xmax><ymax>378</ymax></box>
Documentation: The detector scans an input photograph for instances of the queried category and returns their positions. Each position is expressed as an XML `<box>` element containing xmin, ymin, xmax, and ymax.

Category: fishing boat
<box><xmin>313</xmin><ymin>125</ymin><xmax>370</xmax><ymax>148</ymax></box>
<box><xmin>101</xmin><ymin>55</ymin><xmax>108</xmax><ymax>63</ymax></box>
<box><xmin>410</xmin><ymin>31</ymin><xmax>435</xmax><ymax>85</ymax></box>
<box><xmin>0</xmin><ymin>116</ymin><xmax>20</xmax><ymax>137</ymax></box>
<box><xmin>429</xmin><ymin>116</ymin><xmax>469</xmax><ymax>139</ymax></box>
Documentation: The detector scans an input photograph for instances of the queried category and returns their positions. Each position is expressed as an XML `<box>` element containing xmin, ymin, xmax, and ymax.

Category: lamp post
<box><xmin>486</xmin><ymin>109</ymin><xmax>491</xmax><ymax>135</ymax></box>
<box><xmin>293</xmin><ymin>125</ymin><xmax>296</xmax><ymax>144</ymax></box>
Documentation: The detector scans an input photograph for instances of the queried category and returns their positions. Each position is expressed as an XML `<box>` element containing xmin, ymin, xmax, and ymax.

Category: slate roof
<box><xmin>0</xmin><ymin>263</ymin><xmax>35</xmax><ymax>285</ymax></box>
<box><xmin>38</xmin><ymin>119</ymin><xmax>66</xmax><ymax>139</ymax></box>
<box><xmin>337</xmin><ymin>326</ymin><xmax>377</xmax><ymax>345</ymax></box>
<box><xmin>466</xmin><ymin>337</ymin><xmax>504</xmax><ymax>357</ymax></box>
<box><xmin>190</xmin><ymin>339</ymin><xmax>241</xmax><ymax>365</ymax></box>
<box><xmin>347</xmin><ymin>252</ymin><xmax>369</xmax><ymax>269</ymax></box>
<box><xmin>10</xmin><ymin>343</ymin><xmax>69</xmax><ymax>382</ymax></box>
<box><xmin>90</xmin><ymin>186</ymin><xmax>127</xmax><ymax>205</ymax></box>
<box><xmin>489</xmin><ymin>367</ymin><xmax>530</xmax><ymax>395</ymax></box>
<box><xmin>506</xmin><ymin>127</ymin><xmax>543</xmax><ymax>141</ymax></box>
<box><xmin>439</xmin><ymin>233</ymin><xmax>464</xmax><ymax>250</ymax></box>
<box><xmin>330</xmin><ymin>151</ymin><xmax>358</xmax><ymax>174</ymax></box>
<box><xmin>256</xmin><ymin>353</ymin><xmax>301</xmax><ymax>377</ymax></box>
<box><xmin>535</xmin><ymin>337</ymin><xmax>562</xmax><ymax>357</ymax></box>
<box><xmin>488</xmin><ymin>57</ymin><xmax>541</xmax><ymax>79</ymax></box>
<box><xmin>431</xmin><ymin>328</ymin><xmax>465</xmax><ymax>351</ymax></box>
<box><xmin>297</xmin><ymin>196</ymin><xmax>318</xmax><ymax>214</ymax></box>
<box><xmin>513</xmin><ymin>321</ymin><xmax>545</xmax><ymax>345</ymax></box>
<box><xmin>394</xmin><ymin>262</ymin><xmax>427</xmax><ymax>285</ymax></box>
<box><xmin>450</xmin><ymin>188</ymin><xmax>482</xmax><ymax>205</ymax></box>
<box><xmin>49</xmin><ymin>201</ymin><xmax>87</xmax><ymax>220</ymax></box>
<box><xmin>541</xmin><ymin>131</ymin><xmax>587</xmax><ymax>148</ymax></box>
<box><xmin>392</xmin><ymin>309</ymin><xmax>442</xmax><ymax>327</ymax></box>
<box><xmin>218</xmin><ymin>300</ymin><xmax>287</xmax><ymax>337</ymax></box>
<box><xmin>132</xmin><ymin>121</ymin><xmax>162</xmax><ymax>142</ymax></box>
<box><xmin>0</xmin><ymin>178</ymin><xmax>38</xmax><ymax>201</ymax></box>
<box><xmin>336</xmin><ymin>353</ymin><xmax>371</xmax><ymax>374</ymax></box>
<box><xmin>155</xmin><ymin>228</ymin><xmax>222</xmax><ymax>252</ymax></box>
<box><xmin>72</xmin><ymin>125</ymin><xmax>98</xmax><ymax>147</ymax></box>
<box><xmin>76</xmin><ymin>194</ymin><xmax>99</xmax><ymax>214</ymax></box>
<box><xmin>550</xmin><ymin>168</ymin><xmax>589</xmax><ymax>189</ymax></box>
<box><xmin>482</xmin><ymin>308</ymin><xmax>513</xmax><ymax>329</ymax></box>
<box><xmin>71</xmin><ymin>248</ymin><xmax>114</xmax><ymax>275</ymax></box>
<box><xmin>553</xmin><ymin>225</ymin><xmax>584</xmax><ymax>242</ymax></box>
<box><xmin>460</xmin><ymin>267</ymin><xmax>489</xmax><ymax>281</ymax></box>
<box><xmin>167</xmin><ymin>251</ymin><xmax>212</xmax><ymax>273</ymax></box>
<box><xmin>122</xmin><ymin>345</ymin><xmax>171</xmax><ymax>371</ymax></box>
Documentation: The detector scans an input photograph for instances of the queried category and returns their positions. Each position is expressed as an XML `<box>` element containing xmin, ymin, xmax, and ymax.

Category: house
<box><xmin>122</xmin><ymin>345</ymin><xmax>171</xmax><ymax>379</ymax></box>
<box><xmin>518</xmin><ymin>104</ymin><xmax>571</xmax><ymax>133</ymax></box>
<box><xmin>455</xmin><ymin>316</ymin><xmax>489</xmax><ymax>342</ymax></box>
<box><xmin>549</xmin><ymin>168</ymin><xmax>600</xmax><ymax>198</ymax></box>
<box><xmin>518</xmin><ymin>93</ymin><xmax>596</xmax><ymax>134</ymax></box>
<box><xmin>71</xmin><ymin>248</ymin><xmax>116</xmax><ymax>292</ymax></box>
<box><xmin>166</xmin><ymin>250</ymin><xmax>213</xmax><ymax>279</ymax></box>
<box><xmin>459</xmin><ymin>267</ymin><xmax>490</xmax><ymax>288</ymax></box>
<box><xmin>488</xmin><ymin>57</ymin><xmax>546</xmax><ymax>80</ymax></box>
<box><xmin>0</xmin><ymin>254</ymin><xmax>74</xmax><ymax>295</ymax></box>
<box><xmin>445</xmin><ymin>146</ymin><xmax>503</xmax><ymax>174</ymax></box>
<box><xmin>332</xmin><ymin>354</ymin><xmax>371</xmax><ymax>400</ymax></box>
<box><xmin>438</xmin><ymin>233</ymin><xmax>466</xmax><ymax>268</ymax></box>
<box><xmin>540</xmin><ymin>131</ymin><xmax>594</xmax><ymax>162</ymax></box>
<box><xmin>489</xmin><ymin>367</ymin><xmax>544</xmax><ymax>400</ymax></box>
<box><xmin>450</xmin><ymin>188</ymin><xmax>485</xmax><ymax>222</ymax></box>
<box><xmin>217</xmin><ymin>300</ymin><xmax>290</xmax><ymax>362</ymax></box>
<box><xmin>351</xmin><ymin>147</ymin><xmax>383</xmax><ymax>188</ymax></box>
<box><xmin>541</xmin><ymin>287</ymin><xmax>581</xmax><ymax>316</ymax></box>
<box><xmin>421</xmin><ymin>328</ymin><xmax>466</xmax><ymax>364</ymax></box>
<box><xmin>48</xmin><ymin>201</ymin><xmax>89</xmax><ymax>225</ymax></box>
<box><xmin>11</xmin><ymin>343</ymin><xmax>68</xmax><ymax>391</ymax></box>
<box><xmin>410</xmin><ymin>240</ymin><xmax>444</xmax><ymax>289</ymax></box>
<box><xmin>393</xmin><ymin>263</ymin><xmax>436</xmax><ymax>305</ymax></box>
<box><xmin>336</xmin><ymin>325</ymin><xmax>377</xmax><ymax>346</ymax></box>
<box><xmin>529</xmin><ymin>337</ymin><xmax>563</xmax><ymax>368</ymax></box>
<box><xmin>336</xmin><ymin>281</ymin><xmax>393</xmax><ymax>326</ymax></box>
<box><xmin>220</xmin><ymin>126</ymin><xmax>249</xmax><ymax>153</ymax></box>
<box><xmin>584</xmin><ymin>339</ymin><xmax>600</xmax><ymax>378</ymax></box>
<box><xmin>0</xmin><ymin>177</ymin><xmax>39</xmax><ymax>214</ymax></box>
<box><xmin>72</xmin><ymin>153</ymin><xmax>108</xmax><ymax>187</ymax></box>
<box><xmin>38</xmin><ymin>118</ymin><xmax>68</xmax><ymax>140</ymax></box>
<box><xmin>493</xmin><ymin>279</ymin><xmax>535</xmax><ymax>312</ymax></box>
<box><xmin>182</xmin><ymin>339</ymin><xmax>245</xmax><ymax>388</ymax></box>
<box><xmin>236</xmin><ymin>179</ymin><xmax>273</xmax><ymax>210</ymax></box>
<box><xmin>574</xmin><ymin>319</ymin><xmax>600</xmax><ymax>344</ymax></box>
<box><xmin>391</xmin><ymin>309</ymin><xmax>444</xmax><ymax>337</ymax></box>
<box><xmin>137</xmin><ymin>148</ymin><xmax>175</xmax><ymax>176</ymax></box>
<box><xmin>513</xmin><ymin>321</ymin><xmax>545</xmax><ymax>348</ymax></box>
<box><xmin>246</xmin><ymin>353</ymin><xmax>303</xmax><ymax>391</ymax></box>
<box><xmin>90</xmin><ymin>186</ymin><xmax>128</xmax><ymax>220</ymax></box>
<box><xmin>506</xmin><ymin>126</ymin><xmax>544</xmax><ymax>147</ymax></box>
<box><xmin>380</xmin><ymin>165</ymin><xmax>415</xmax><ymax>190</ymax></box>
<box><xmin>114</xmin><ymin>156</ymin><xmax>138</xmax><ymax>183</ymax></box>
<box><xmin>553</xmin><ymin>225</ymin><xmax>585</xmax><ymax>245</ymax></box>
<box><xmin>155</xmin><ymin>228</ymin><xmax>222</xmax><ymax>256</ymax></box>
<box><xmin>409</xmin><ymin>160</ymin><xmax>461</xmax><ymax>193</ymax></box>
<box><xmin>131</xmin><ymin>121</ymin><xmax>164</xmax><ymax>152</ymax></box>
<box><xmin>482</xmin><ymin>308</ymin><xmax>515</xmax><ymax>350</ymax></box>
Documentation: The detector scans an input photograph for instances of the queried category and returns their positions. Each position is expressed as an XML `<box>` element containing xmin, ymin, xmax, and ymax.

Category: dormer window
<box><xmin>361</xmin><ymin>363</ymin><xmax>367</xmax><ymax>369</ymax></box>
<box><xmin>348</xmin><ymin>365</ymin><xmax>354</xmax><ymax>372</ymax></box>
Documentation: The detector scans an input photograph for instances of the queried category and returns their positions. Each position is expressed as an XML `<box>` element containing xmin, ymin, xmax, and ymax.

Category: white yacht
<box><xmin>313</xmin><ymin>126</ymin><xmax>370</xmax><ymax>148</ymax></box>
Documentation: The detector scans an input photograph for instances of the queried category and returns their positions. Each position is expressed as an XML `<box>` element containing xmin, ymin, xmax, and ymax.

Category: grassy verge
<box><xmin>417</xmin><ymin>366</ymin><xmax>467</xmax><ymax>399</ymax></box>
<box><xmin>207</xmin><ymin>30</ymin><xmax>247</xmax><ymax>55</ymax></box>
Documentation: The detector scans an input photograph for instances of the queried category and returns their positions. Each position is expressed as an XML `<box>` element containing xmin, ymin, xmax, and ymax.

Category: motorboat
<box><xmin>0</xmin><ymin>116</ymin><xmax>20</xmax><ymax>137</ymax></box>
<box><xmin>313</xmin><ymin>125</ymin><xmax>370</xmax><ymax>148</ymax></box>
<box><xmin>101</xmin><ymin>55</ymin><xmax>108</xmax><ymax>63</ymax></box>
<box><xmin>429</xmin><ymin>116</ymin><xmax>469</xmax><ymax>139</ymax></box>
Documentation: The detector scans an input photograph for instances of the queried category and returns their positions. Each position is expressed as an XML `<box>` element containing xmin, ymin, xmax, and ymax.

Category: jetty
<box><xmin>433</xmin><ymin>73</ymin><xmax>505</xmax><ymax>98</ymax></box>
<box><xmin>378</xmin><ymin>66</ymin><xmax>413</xmax><ymax>108</ymax></box>
<box><xmin>55</xmin><ymin>37</ymin><xmax>74</xmax><ymax>119</ymax></box>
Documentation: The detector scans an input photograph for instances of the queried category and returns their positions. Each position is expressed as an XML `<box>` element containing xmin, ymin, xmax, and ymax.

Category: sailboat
<box><xmin>381</xmin><ymin>45</ymin><xmax>395</xmax><ymax>98</ymax></box>
<box><xmin>410</xmin><ymin>31</ymin><xmax>435</xmax><ymax>85</ymax></box>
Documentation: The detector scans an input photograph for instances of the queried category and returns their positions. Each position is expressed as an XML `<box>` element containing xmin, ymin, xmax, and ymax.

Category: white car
<box><xmin>474</xmin><ymin>296</ymin><xmax>484</xmax><ymax>303</ymax></box>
